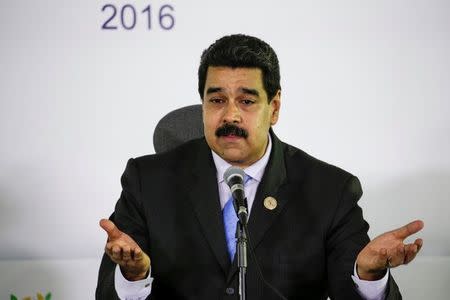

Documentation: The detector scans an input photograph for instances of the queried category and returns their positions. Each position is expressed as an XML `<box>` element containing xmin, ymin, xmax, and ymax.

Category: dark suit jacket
<box><xmin>96</xmin><ymin>132</ymin><xmax>401</xmax><ymax>300</ymax></box>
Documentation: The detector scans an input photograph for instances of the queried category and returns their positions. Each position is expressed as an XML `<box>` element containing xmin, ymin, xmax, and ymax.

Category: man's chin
<box><xmin>217</xmin><ymin>150</ymin><xmax>248</xmax><ymax>166</ymax></box>
<box><xmin>219</xmin><ymin>135</ymin><xmax>245</xmax><ymax>142</ymax></box>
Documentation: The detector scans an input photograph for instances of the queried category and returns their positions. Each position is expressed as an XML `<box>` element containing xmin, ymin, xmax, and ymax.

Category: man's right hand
<box><xmin>100</xmin><ymin>219</ymin><xmax>151</xmax><ymax>281</ymax></box>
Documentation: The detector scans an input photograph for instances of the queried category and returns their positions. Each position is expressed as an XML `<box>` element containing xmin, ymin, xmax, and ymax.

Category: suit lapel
<box><xmin>184</xmin><ymin>139</ymin><xmax>231</xmax><ymax>275</ymax></box>
<box><xmin>227</xmin><ymin>131</ymin><xmax>291</xmax><ymax>282</ymax></box>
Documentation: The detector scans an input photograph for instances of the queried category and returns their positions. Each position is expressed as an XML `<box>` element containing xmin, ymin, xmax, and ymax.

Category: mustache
<box><xmin>215</xmin><ymin>123</ymin><xmax>248</xmax><ymax>138</ymax></box>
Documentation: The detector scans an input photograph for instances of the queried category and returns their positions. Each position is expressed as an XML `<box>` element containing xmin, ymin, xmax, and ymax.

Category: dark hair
<box><xmin>198</xmin><ymin>34</ymin><xmax>281</xmax><ymax>102</ymax></box>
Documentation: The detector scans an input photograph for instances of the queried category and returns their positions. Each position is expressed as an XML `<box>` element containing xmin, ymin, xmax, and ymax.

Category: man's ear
<box><xmin>270</xmin><ymin>90</ymin><xmax>281</xmax><ymax>125</ymax></box>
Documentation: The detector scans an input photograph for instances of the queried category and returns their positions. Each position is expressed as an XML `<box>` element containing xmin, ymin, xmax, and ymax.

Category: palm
<box><xmin>356</xmin><ymin>220</ymin><xmax>424</xmax><ymax>280</ymax></box>
<box><xmin>100</xmin><ymin>219</ymin><xmax>151</xmax><ymax>281</ymax></box>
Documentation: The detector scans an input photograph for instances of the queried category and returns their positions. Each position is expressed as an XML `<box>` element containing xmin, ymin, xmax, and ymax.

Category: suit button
<box><xmin>225</xmin><ymin>287</ymin><xmax>234</xmax><ymax>295</ymax></box>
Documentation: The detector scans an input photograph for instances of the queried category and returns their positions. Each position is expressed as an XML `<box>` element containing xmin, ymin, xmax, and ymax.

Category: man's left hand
<box><xmin>356</xmin><ymin>220</ymin><xmax>424</xmax><ymax>281</ymax></box>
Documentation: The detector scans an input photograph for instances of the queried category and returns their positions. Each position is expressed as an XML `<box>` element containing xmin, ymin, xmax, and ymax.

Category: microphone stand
<box><xmin>235</xmin><ymin>203</ymin><xmax>248</xmax><ymax>300</ymax></box>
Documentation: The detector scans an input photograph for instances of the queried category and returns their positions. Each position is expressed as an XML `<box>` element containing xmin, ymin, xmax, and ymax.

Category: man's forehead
<box><xmin>203</xmin><ymin>66</ymin><xmax>268</xmax><ymax>100</ymax></box>
<box><xmin>206</xmin><ymin>65</ymin><xmax>262</xmax><ymax>75</ymax></box>
<box><xmin>205</xmin><ymin>66</ymin><xmax>263</xmax><ymax>86</ymax></box>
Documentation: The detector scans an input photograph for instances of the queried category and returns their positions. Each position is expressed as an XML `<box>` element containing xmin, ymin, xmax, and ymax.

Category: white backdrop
<box><xmin>1</xmin><ymin>0</ymin><xmax>449</xmax><ymax>299</ymax></box>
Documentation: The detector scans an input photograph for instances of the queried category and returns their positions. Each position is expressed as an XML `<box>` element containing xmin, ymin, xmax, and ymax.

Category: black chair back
<box><xmin>153</xmin><ymin>104</ymin><xmax>204</xmax><ymax>154</ymax></box>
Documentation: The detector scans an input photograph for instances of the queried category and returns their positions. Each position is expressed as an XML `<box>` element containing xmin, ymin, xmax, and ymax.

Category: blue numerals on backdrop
<box><xmin>101</xmin><ymin>4</ymin><xmax>175</xmax><ymax>31</ymax></box>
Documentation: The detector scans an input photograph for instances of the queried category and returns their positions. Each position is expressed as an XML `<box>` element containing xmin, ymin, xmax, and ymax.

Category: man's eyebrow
<box><xmin>206</xmin><ymin>87</ymin><xmax>222</xmax><ymax>94</ymax></box>
<box><xmin>205</xmin><ymin>87</ymin><xmax>260</xmax><ymax>96</ymax></box>
<box><xmin>240</xmin><ymin>88</ymin><xmax>259</xmax><ymax>97</ymax></box>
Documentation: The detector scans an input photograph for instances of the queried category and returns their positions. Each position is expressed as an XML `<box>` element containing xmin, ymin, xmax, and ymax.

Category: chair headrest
<box><xmin>153</xmin><ymin>104</ymin><xmax>204</xmax><ymax>154</ymax></box>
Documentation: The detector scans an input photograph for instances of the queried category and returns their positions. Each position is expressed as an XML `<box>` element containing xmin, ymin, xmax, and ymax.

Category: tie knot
<box><xmin>244</xmin><ymin>174</ymin><xmax>251</xmax><ymax>185</ymax></box>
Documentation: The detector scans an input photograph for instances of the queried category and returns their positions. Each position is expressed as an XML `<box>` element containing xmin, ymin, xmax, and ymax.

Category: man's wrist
<box><xmin>120</xmin><ymin>266</ymin><xmax>150</xmax><ymax>281</ymax></box>
<box><xmin>356</xmin><ymin>264</ymin><xmax>387</xmax><ymax>281</ymax></box>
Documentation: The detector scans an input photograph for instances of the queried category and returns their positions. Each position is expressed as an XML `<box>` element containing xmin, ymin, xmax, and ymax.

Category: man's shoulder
<box><xmin>279</xmin><ymin>141</ymin><xmax>362</xmax><ymax>200</ymax></box>
<box><xmin>131</xmin><ymin>137</ymin><xmax>208</xmax><ymax>171</ymax></box>
<box><xmin>280</xmin><ymin>140</ymin><xmax>356</xmax><ymax>182</ymax></box>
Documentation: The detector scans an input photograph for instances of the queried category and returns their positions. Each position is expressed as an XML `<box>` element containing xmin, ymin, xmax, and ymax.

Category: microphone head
<box><xmin>224</xmin><ymin>166</ymin><xmax>248</xmax><ymax>225</ymax></box>
<box><xmin>223</xmin><ymin>166</ymin><xmax>245</xmax><ymax>187</ymax></box>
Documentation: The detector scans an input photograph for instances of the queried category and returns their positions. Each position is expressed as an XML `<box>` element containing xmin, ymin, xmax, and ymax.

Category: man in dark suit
<box><xmin>96</xmin><ymin>34</ymin><xmax>423</xmax><ymax>299</ymax></box>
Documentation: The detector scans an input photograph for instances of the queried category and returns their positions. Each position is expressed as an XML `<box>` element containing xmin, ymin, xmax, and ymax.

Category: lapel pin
<box><xmin>263</xmin><ymin>196</ymin><xmax>277</xmax><ymax>210</ymax></box>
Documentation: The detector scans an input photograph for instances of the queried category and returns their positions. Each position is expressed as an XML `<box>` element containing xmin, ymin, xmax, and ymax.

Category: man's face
<box><xmin>202</xmin><ymin>66</ymin><xmax>280</xmax><ymax>168</ymax></box>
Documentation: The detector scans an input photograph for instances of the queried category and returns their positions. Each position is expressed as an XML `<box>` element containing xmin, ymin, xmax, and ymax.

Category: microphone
<box><xmin>223</xmin><ymin>166</ymin><xmax>248</xmax><ymax>225</ymax></box>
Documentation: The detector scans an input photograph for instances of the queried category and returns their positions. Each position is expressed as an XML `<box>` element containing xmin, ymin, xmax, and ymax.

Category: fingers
<box><xmin>404</xmin><ymin>238</ymin><xmax>423</xmax><ymax>264</ymax></box>
<box><xmin>122</xmin><ymin>245</ymin><xmax>132</xmax><ymax>261</ymax></box>
<box><xmin>388</xmin><ymin>244</ymin><xmax>406</xmax><ymax>267</ymax></box>
<box><xmin>111</xmin><ymin>244</ymin><xmax>123</xmax><ymax>261</ymax></box>
<box><xmin>104</xmin><ymin>240</ymin><xmax>151</xmax><ymax>281</ymax></box>
<box><xmin>392</xmin><ymin>220</ymin><xmax>424</xmax><ymax>239</ymax></box>
<box><xmin>99</xmin><ymin>218</ymin><xmax>151</xmax><ymax>280</ymax></box>
<box><xmin>100</xmin><ymin>219</ymin><xmax>123</xmax><ymax>240</ymax></box>
<box><xmin>133</xmin><ymin>247</ymin><xmax>142</xmax><ymax>260</ymax></box>
<box><xmin>375</xmin><ymin>248</ymin><xmax>390</xmax><ymax>270</ymax></box>
<box><xmin>387</xmin><ymin>239</ymin><xmax>424</xmax><ymax>267</ymax></box>
<box><xmin>357</xmin><ymin>222</ymin><xmax>425</xmax><ymax>277</ymax></box>
<box><xmin>415</xmin><ymin>238</ymin><xmax>423</xmax><ymax>252</ymax></box>
<box><xmin>403</xmin><ymin>244</ymin><xmax>418</xmax><ymax>264</ymax></box>
<box><xmin>105</xmin><ymin>240</ymin><xmax>142</xmax><ymax>264</ymax></box>
<box><xmin>100</xmin><ymin>218</ymin><xmax>144</xmax><ymax>263</ymax></box>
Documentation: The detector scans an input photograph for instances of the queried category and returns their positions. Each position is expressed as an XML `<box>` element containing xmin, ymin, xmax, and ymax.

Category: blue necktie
<box><xmin>223</xmin><ymin>174</ymin><xmax>251</xmax><ymax>261</ymax></box>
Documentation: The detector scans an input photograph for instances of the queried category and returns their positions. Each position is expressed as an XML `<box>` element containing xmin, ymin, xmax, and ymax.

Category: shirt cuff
<box><xmin>351</xmin><ymin>263</ymin><xmax>389</xmax><ymax>300</ymax></box>
<box><xmin>114</xmin><ymin>264</ymin><xmax>153</xmax><ymax>300</ymax></box>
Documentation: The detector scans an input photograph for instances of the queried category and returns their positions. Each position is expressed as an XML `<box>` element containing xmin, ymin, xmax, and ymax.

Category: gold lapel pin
<box><xmin>263</xmin><ymin>196</ymin><xmax>277</xmax><ymax>210</ymax></box>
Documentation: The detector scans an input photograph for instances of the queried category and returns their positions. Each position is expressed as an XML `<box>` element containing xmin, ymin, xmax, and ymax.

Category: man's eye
<box><xmin>210</xmin><ymin>98</ymin><xmax>224</xmax><ymax>104</ymax></box>
<box><xmin>241</xmin><ymin>99</ymin><xmax>254</xmax><ymax>105</ymax></box>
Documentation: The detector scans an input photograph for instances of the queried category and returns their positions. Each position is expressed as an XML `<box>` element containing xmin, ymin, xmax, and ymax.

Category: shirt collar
<box><xmin>212</xmin><ymin>134</ymin><xmax>272</xmax><ymax>184</ymax></box>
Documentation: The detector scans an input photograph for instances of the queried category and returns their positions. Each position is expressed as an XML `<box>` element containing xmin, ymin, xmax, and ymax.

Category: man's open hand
<box><xmin>356</xmin><ymin>220</ymin><xmax>424</xmax><ymax>281</ymax></box>
<box><xmin>100</xmin><ymin>219</ymin><xmax>151</xmax><ymax>281</ymax></box>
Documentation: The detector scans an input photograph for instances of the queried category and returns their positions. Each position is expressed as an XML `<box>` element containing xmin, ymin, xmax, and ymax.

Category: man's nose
<box><xmin>222</xmin><ymin>101</ymin><xmax>241</xmax><ymax>123</ymax></box>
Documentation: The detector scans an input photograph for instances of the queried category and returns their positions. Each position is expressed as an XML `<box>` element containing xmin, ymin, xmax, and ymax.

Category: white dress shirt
<box><xmin>114</xmin><ymin>135</ymin><xmax>388</xmax><ymax>299</ymax></box>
